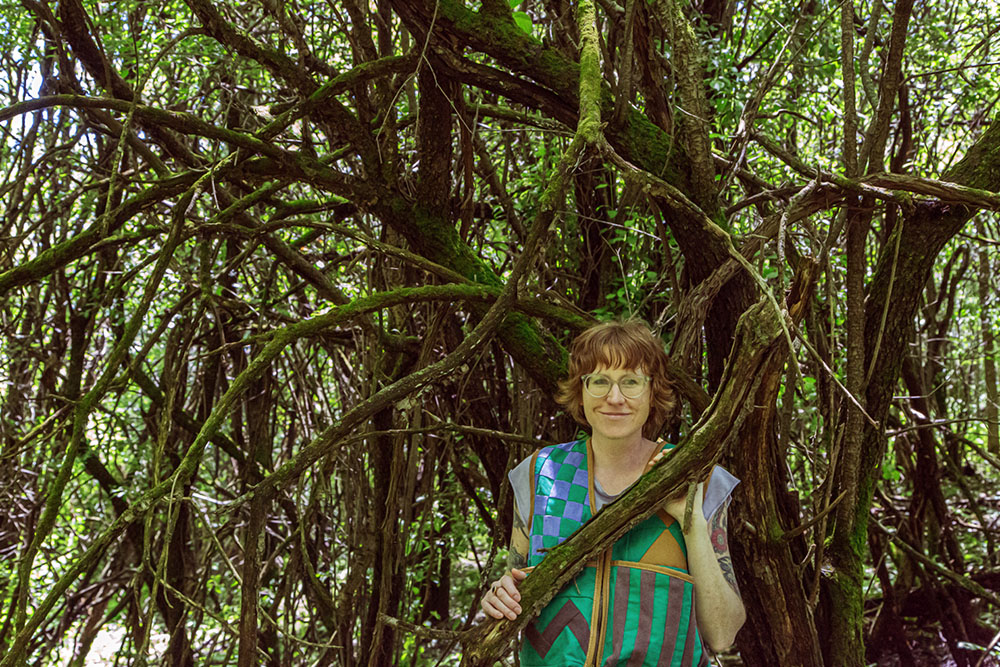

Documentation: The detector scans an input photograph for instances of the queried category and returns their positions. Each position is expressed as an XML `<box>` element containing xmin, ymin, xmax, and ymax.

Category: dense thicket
<box><xmin>1</xmin><ymin>0</ymin><xmax>999</xmax><ymax>665</ymax></box>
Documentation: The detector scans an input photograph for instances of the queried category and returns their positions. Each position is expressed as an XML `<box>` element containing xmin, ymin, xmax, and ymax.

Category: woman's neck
<box><xmin>590</xmin><ymin>435</ymin><xmax>659</xmax><ymax>495</ymax></box>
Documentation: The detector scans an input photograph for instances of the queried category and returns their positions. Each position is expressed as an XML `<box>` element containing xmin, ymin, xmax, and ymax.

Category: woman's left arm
<box><xmin>666</xmin><ymin>485</ymin><xmax>746</xmax><ymax>652</ymax></box>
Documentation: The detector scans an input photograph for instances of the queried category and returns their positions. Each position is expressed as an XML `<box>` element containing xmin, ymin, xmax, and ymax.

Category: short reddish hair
<box><xmin>555</xmin><ymin>320</ymin><xmax>677</xmax><ymax>439</ymax></box>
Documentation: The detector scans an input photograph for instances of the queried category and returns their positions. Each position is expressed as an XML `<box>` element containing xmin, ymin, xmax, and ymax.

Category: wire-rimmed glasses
<box><xmin>581</xmin><ymin>373</ymin><xmax>651</xmax><ymax>399</ymax></box>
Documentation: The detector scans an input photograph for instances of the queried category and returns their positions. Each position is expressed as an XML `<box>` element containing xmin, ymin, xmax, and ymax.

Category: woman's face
<box><xmin>581</xmin><ymin>364</ymin><xmax>651</xmax><ymax>443</ymax></box>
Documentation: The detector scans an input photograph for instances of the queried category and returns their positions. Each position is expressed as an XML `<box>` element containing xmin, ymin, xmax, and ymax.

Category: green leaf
<box><xmin>508</xmin><ymin>0</ymin><xmax>520</xmax><ymax>7</ymax></box>
<box><xmin>513</xmin><ymin>11</ymin><xmax>532</xmax><ymax>34</ymax></box>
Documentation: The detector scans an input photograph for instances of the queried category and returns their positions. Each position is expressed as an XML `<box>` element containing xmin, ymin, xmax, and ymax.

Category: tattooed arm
<box><xmin>666</xmin><ymin>482</ymin><xmax>746</xmax><ymax>651</ymax></box>
<box><xmin>507</xmin><ymin>499</ymin><xmax>530</xmax><ymax>570</ymax></box>
<box><xmin>483</xmin><ymin>499</ymin><xmax>530</xmax><ymax>620</ymax></box>
<box><xmin>709</xmin><ymin>496</ymin><xmax>741</xmax><ymax>597</ymax></box>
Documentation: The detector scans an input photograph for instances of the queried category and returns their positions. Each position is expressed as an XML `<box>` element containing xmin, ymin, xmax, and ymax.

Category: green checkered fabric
<box><xmin>528</xmin><ymin>440</ymin><xmax>592</xmax><ymax>563</ymax></box>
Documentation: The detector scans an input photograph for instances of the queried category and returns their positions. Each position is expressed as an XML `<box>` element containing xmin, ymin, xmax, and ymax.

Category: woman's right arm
<box><xmin>480</xmin><ymin>500</ymin><xmax>530</xmax><ymax>620</ymax></box>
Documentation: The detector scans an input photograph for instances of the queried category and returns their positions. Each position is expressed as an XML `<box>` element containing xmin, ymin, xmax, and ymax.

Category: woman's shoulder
<box><xmin>512</xmin><ymin>438</ymin><xmax>587</xmax><ymax>477</ymax></box>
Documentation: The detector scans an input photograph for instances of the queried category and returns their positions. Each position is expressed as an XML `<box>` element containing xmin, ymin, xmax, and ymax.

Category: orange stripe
<box><xmin>527</xmin><ymin>450</ymin><xmax>540</xmax><ymax>537</ymax></box>
<box><xmin>609</xmin><ymin>560</ymin><xmax>694</xmax><ymax>583</ymax></box>
<box><xmin>585</xmin><ymin>438</ymin><xmax>596</xmax><ymax>515</ymax></box>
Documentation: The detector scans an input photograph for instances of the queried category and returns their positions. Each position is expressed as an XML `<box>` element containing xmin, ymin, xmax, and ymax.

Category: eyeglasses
<box><xmin>581</xmin><ymin>373</ymin><xmax>651</xmax><ymax>399</ymax></box>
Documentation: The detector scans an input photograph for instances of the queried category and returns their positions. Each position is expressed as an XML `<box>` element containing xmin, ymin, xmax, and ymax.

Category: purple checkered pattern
<box><xmin>529</xmin><ymin>441</ymin><xmax>593</xmax><ymax>559</ymax></box>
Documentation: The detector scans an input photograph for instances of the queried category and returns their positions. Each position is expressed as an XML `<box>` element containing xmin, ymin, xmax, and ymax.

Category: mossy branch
<box><xmin>576</xmin><ymin>0</ymin><xmax>601</xmax><ymax>143</ymax></box>
<box><xmin>653</xmin><ymin>0</ymin><xmax>715</xmax><ymax>207</ymax></box>
<box><xmin>257</xmin><ymin>53</ymin><xmax>417</xmax><ymax>141</ymax></box>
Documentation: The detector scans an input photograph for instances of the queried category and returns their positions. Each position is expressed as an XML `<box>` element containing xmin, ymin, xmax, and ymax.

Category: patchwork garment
<box><xmin>520</xmin><ymin>439</ymin><xmax>709</xmax><ymax>667</ymax></box>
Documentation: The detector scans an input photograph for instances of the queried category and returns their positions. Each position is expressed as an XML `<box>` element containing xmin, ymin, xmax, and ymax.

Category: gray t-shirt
<box><xmin>507</xmin><ymin>446</ymin><xmax>739</xmax><ymax>526</ymax></box>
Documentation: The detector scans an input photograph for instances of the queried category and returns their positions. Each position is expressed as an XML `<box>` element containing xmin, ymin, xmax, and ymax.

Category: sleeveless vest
<box><xmin>520</xmin><ymin>439</ymin><xmax>708</xmax><ymax>667</ymax></box>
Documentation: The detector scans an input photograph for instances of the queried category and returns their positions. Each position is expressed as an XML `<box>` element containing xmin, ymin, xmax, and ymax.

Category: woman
<box><xmin>481</xmin><ymin>320</ymin><xmax>745</xmax><ymax>666</ymax></box>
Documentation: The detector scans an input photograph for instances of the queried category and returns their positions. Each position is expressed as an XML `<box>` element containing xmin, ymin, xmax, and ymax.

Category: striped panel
<box><xmin>678</xmin><ymin>581</ymin><xmax>704</xmax><ymax>667</ymax></box>
<box><xmin>604</xmin><ymin>565</ymin><xmax>630</xmax><ymax>665</ymax></box>
<box><xmin>656</xmin><ymin>575</ymin><xmax>687</xmax><ymax>667</ymax></box>
<box><xmin>626</xmin><ymin>569</ymin><xmax>657</xmax><ymax>666</ymax></box>
<box><xmin>604</xmin><ymin>566</ymin><xmax>674</xmax><ymax>667</ymax></box>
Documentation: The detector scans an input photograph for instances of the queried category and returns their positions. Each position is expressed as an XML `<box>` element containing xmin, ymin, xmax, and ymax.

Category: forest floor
<box><xmin>861</xmin><ymin>627</ymin><xmax>1000</xmax><ymax>667</ymax></box>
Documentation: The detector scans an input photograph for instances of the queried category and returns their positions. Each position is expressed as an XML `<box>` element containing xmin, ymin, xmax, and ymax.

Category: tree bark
<box><xmin>976</xmin><ymin>218</ymin><xmax>999</xmax><ymax>455</ymax></box>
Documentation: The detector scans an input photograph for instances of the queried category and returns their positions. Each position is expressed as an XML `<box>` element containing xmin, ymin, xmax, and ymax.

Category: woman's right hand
<box><xmin>480</xmin><ymin>568</ymin><xmax>527</xmax><ymax>620</ymax></box>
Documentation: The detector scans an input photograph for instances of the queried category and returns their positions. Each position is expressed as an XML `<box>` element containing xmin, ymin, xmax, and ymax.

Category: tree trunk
<box><xmin>976</xmin><ymin>218</ymin><xmax>999</xmax><ymax>455</ymax></box>
<box><xmin>728</xmin><ymin>351</ymin><xmax>822</xmax><ymax>666</ymax></box>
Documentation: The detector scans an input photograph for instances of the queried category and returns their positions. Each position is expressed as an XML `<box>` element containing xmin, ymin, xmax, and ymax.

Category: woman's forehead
<box><xmin>589</xmin><ymin>363</ymin><xmax>645</xmax><ymax>375</ymax></box>
<box><xmin>590</xmin><ymin>345</ymin><xmax>646</xmax><ymax>370</ymax></box>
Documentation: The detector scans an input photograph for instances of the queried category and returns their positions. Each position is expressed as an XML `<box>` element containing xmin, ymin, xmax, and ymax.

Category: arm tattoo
<box><xmin>508</xmin><ymin>549</ymin><xmax>528</xmax><ymax>569</ymax></box>
<box><xmin>710</xmin><ymin>499</ymin><xmax>741</xmax><ymax>597</ymax></box>
<box><xmin>507</xmin><ymin>504</ymin><xmax>530</xmax><ymax>570</ymax></box>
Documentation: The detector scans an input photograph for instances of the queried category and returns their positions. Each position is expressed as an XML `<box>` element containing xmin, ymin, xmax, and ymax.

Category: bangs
<box><xmin>578</xmin><ymin>336</ymin><xmax>655</xmax><ymax>374</ymax></box>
